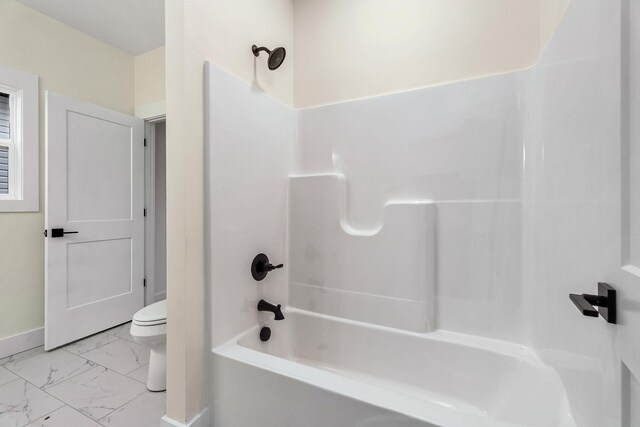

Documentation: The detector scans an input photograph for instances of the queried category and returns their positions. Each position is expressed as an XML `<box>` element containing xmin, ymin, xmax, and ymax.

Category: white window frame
<box><xmin>0</xmin><ymin>65</ymin><xmax>38</xmax><ymax>212</ymax></box>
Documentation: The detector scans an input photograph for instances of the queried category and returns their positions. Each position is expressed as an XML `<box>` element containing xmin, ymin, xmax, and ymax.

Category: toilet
<box><xmin>130</xmin><ymin>300</ymin><xmax>167</xmax><ymax>392</ymax></box>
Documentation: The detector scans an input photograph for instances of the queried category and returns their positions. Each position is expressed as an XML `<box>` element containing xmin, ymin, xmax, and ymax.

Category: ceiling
<box><xmin>18</xmin><ymin>0</ymin><xmax>164</xmax><ymax>56</ymax></box>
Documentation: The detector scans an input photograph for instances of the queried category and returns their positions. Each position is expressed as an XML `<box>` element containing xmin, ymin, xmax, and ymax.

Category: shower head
<box><xmin>252</xmin><ymin>45</ymin><xmax>286</xmax><ymax>70</ymax></box>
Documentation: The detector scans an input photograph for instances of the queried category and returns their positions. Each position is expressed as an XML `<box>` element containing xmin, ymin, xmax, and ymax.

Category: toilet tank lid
<box><xmin>133</xmin><ymin>300</ymin><xmax>167</xmax><ymax>323</ymax></box>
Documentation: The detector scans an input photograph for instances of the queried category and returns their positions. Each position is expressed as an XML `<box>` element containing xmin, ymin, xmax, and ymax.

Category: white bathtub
<box><xmin>212</xmin><ymin>308</ymin><xmax>576</xmax><ymax>427</ymax></box>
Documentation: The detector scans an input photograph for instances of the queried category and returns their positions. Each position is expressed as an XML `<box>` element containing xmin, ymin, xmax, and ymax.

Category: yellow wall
<box><xmin>135</xmin><ymin>46</ymin><xmax>166</xmax><ymax>118</ymax></box>
<box><xmin>0</xmin><ymin>0</ymin><xmax>135</xmax><ymax>340</ymax></box>
<box><xmin>293</xmin><ymin>0</ymin><xmax>571</xmax><ymax>108</ymax></box>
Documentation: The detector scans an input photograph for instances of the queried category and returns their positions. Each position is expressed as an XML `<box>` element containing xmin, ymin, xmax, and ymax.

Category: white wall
<box><xmin>206</xmin><ymin>64</ymin><xmax>294</xmax><ymax>346</ymax></box>
<box><xmin>289</xmin><ymin>175</ymin><xmax>437</xmax><ymax>332</ymax></box>
<box><xmin>0</xmin><ymin>0</ymin><xmax>134</xmax><ymax>341</ymax></box>
<box><xmin>294</xmin><ymin>71</ymin><xmax>525</xmax><ymax>343</ymax></box>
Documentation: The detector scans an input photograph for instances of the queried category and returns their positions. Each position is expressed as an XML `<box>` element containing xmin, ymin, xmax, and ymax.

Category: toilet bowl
<box><xmin>130</xmin><ymin>300</ymin><xmax>167</xmax><ymax>392</ymax></box>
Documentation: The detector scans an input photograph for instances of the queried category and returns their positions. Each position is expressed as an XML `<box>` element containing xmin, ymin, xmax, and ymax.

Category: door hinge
<box><xmin>144</xmin><ymin>138</ymin><xmax>147</xmax><ymax>147</ymax></box>
<box><xmin>144</xmin><ymin>208</ymin><xmax>147</xmax><ymax>217</ymax></box>
<box><xmin>143</xmin><ymin>278</ymin><xmax>146</xmax><ymax>288</ymax></box>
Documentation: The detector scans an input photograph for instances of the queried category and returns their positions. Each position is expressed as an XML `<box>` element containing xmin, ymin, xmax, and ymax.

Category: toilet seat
<box><xmin>133</xmin><ymin>318</ymin><xmax>166</xmax><ymax>326</ymax></box>
<box><xmin>133</xmin><ymin>300</ymin><xmax>166</xmax><ymax>326</ymax></box>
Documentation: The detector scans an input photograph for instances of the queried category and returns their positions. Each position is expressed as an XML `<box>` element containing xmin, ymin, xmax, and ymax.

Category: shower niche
<box><xmin>288</xmin><ymin>174</ymin><xmax>436</xmax><ymax>332</ymax></box>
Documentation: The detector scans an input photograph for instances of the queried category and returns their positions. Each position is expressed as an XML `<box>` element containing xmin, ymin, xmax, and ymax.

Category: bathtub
<box><xmin>211</xmin><ymin>308</ymin><xmax>576</xmax><ymax>427</ymax></box>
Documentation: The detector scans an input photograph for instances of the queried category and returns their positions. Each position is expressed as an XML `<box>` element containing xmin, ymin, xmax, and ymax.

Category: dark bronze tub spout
<box><xmin>257</xmin><ymin>299</ymin><xmax>285</xmax><ymax>321</ymax></box>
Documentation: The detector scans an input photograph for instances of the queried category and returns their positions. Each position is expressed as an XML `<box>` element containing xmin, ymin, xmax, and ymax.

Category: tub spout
<box><xmin>257</xmin><ymin>299</ymin><xmax>285</xmax><ymax>320</ymax></box>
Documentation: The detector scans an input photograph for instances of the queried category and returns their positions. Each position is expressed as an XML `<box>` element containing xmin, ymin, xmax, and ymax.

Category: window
<box><xmin>0</xmin><ymin>91</ymin><xmax>15</xmax><ymax>196</ymax></box>
<box><xmin>0</xmin><ymin>92</ymin><xmax>9</xmax><ymax>194</ymax></box>
<box><xmin>0</xmin><ymin>66</ymin><xmax>38</xmax><ymax>212</ymax></box>
<box><xmin>0</xmin><ymin>145</ymin><xmax>8</xmax><ymax>195</ymax></box>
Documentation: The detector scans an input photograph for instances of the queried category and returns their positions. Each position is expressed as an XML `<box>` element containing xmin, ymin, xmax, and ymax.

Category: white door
<box><xmin>45</xmin><ymin>92</ymin><xmax>145</xmax><ymax>350</ymax></box>
<box><xmin>531</xmin><ymin>1</ymin><xmax>640</xmax><ymax>424</ymax></box>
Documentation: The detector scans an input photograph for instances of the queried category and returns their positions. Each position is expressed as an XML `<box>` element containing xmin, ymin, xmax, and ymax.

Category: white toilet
<box><xmin>130</xmin><ymin>300</ymin><xmax>167</xmax><ymax>392</ymax></box>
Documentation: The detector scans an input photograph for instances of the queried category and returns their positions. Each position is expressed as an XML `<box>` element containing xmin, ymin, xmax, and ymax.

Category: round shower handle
<box><xmin>267</xmin><ymin>263</ymin><xmax>284</xmax><ymax>271</ymax></box>
<box><xmin>251</xmin><ymin>253</ymin><xmax>284</xmax><ymax>281</ymax></box>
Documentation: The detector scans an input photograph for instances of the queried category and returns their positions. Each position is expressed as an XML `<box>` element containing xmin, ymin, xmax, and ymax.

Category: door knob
<box><xmin>569</xmin><ymin>282</ymin><xmax>616</xmax><ymax>324</ymax></box>
<box><xmin>50</xmin><ymin>228</ymin><xmax>79</xmax><ymax>238</ymax></box>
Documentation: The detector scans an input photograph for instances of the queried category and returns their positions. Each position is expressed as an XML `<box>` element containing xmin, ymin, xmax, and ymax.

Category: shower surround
<box><xmin>205</xmin><ymin>0</ymin><xmax>631</xmax><ymax>425</ymax></box>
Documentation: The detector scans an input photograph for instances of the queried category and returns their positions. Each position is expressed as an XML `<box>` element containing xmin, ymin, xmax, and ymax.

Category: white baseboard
<box><xmin>0</xmin><ymin>327</ymin><xmax>44</xmax><ymax>359</ymax></box>
<box><xmin>161</xmin><ymin>408</ymin><xmax>209</xmax><ymax>427</ymax></box>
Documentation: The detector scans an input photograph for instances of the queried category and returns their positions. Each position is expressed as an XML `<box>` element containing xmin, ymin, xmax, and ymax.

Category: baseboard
<box><xmin>161</xmin><ymin>408</ymin><xmax>210</xmax><ymax>427</ymax></box>
<box><xmin>0</xmin><ymin>327</ymin><xmax>44</xmax><ymax>359</ymax></box>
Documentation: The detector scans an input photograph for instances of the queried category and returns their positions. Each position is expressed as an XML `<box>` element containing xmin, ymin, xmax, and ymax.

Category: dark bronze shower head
<box><xmin>252</xmin><ymin>44</ymin><xmax>286</xmax><ymax>70</ymax></box>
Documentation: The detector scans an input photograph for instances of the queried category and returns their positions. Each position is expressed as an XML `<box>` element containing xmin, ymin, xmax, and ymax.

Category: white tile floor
<box><xmin>0</xmin><ymin>323</ymin><xmax>165</xmax><ymax>427</ymax></box>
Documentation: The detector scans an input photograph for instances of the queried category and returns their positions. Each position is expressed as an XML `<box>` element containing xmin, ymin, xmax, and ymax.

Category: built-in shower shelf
<box><xmin>288</xmin><ymin>174</ymin><xmax>436</xmax><ymax>332</ymax></box>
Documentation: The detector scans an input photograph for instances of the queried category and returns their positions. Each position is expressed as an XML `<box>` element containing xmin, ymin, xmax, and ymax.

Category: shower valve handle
<box><xmin>266</xmin><ymin>263</ymin><xmax>283</xmax><ymax>271</ymax></box>
<box><xmin>251</xmin><ymin>253</ymin><xmax>284</xmax><ymax>281</ymax></box>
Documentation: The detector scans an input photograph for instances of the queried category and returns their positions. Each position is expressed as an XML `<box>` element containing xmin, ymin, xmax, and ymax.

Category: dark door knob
<box><xmin>251</xmin><ymin>253</ymin><xmax>283</xmax><ymax>281</ymax></box>
<box><xmin>569</xmin><ymin>282</ymin><xmax>616</xmax><ymax>324</ymax></box>
<box><xmin>50</xmin><ymin>228</ymin><xmax>79</xmax><ymax>238</ymax></box>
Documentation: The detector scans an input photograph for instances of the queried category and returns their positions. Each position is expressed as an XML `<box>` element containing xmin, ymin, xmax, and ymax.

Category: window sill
<box><xmin>0</xmin><ymin>196</ymin><xmax>39</xmax><ymax>212</ymax></box>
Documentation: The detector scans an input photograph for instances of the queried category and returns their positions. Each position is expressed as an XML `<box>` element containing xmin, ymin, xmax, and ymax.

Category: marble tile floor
<box><xmin>0</xmin><ymin>323</ymin><xmax>164</xmax><ymax>427</ymax></box>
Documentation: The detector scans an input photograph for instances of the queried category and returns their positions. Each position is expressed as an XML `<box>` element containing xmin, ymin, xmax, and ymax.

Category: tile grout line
<box><xmin>4</xmin><ymin>340</ymin><xmax>122</xmax><ymax>423</ymax></box>
<box><xmin>37</xmin><ymin>357</ymin><xmax>147</xmax><ymax>423</ymax></box>
<box><xmin>96</xmin><ymin>388</ymin><xmax>154</xmax><ymax>426</ymax></box>
<box><xmin>36</xmin><ymin>362</ymin><xmax>147</xmax><ymax>424</ymax></box>
<box><xmin>124</xmin><ymin>361</ymin><xmax>149</xmax><ymax>376</ymax></box>
<box><xmin>48</xmin><ymin>336</ymin><xmax>151</xmax><ymax>423</ymax></box>
<box><xmin>62</xmin><ymin>332</ymin><xmax>120</xmax><ymax>356</ymax></box>
<box><xmin>0</xmin><ymin>348</ymin><xmax>45</xmax><ymax>368</ymax></box>
<box><xmin>125</xmin><ymin>372</ymin><xmax>149</xmax><ymax>385</ymax></box>
<box><xmin>23</xmin><ymin>409</ymin><xmax>64</xmax><ymax>427</ymax></box>
<box><xmin>62</xmin><ymin>333</ymin><xmax>149</xmax><ymax>381</ymax></box>
<box><xmin>1</xmin><ymin>377</ymin><xmax>67</xmax><ymax>427</ymax></box>
<box><xmin>105</xmin><ymin>323</ymin><xmax>139</xmax><ymax>345</ymax></box>
<box><xmin>61</xmin><ymin>404</ymin><xmax>103</xmax><ymax>427</ymax></box>
<box><xmin>26</xmin><ymin>402</ymin><xmax>106</xmax><ymax>427</ymax></box>
<box><xmin>23</xmin><ymin>402</ymin><xmax>68</xmax><ymax>427</ymax></box>
<box><xmin>106</xmin><ymin>335</ymin><xmax>139</xmax><ymax>345</ymax></box>
<box><xmin>71</xmin><ymin>338</ymin><xmax>151</xmax><ymax>378</ymax></box>
<box><xmin>60</xmin><ymin>336</ymin><xmax>122</xmax><ymax>358</ymax></box>
<box><xmin>1</xmin><ymin>328</ymin><xmax>153</xmax><ymax>426</ymax></box>
<box><xmin>4</xmin><ymin>353</ymin><xmax>104</xmax><ymax>425</ymax></box>
<box><xmin>4</xmin><ymin>349</ymin><xmax>98</xmax><ymax>393</ymax></box>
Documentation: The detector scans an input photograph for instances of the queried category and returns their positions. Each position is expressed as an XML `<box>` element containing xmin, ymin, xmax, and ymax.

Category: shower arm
<box><xmin>252</xmin><ymin>45</ymin><xmax>271</xmax><ymax>57</ymax></box>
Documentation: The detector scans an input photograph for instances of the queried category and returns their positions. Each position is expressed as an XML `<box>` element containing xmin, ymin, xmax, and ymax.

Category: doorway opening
<box><xmin>144</xmin><ymin>117</ymin><xmax>166</xmax><ymax>306</ymax></box>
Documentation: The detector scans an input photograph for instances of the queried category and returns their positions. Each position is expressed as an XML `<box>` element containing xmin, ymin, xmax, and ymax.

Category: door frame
<box><xmin>144</xmin><ymin>115</ymin><xmax>166</xmax><ymax>306</ymax></box>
